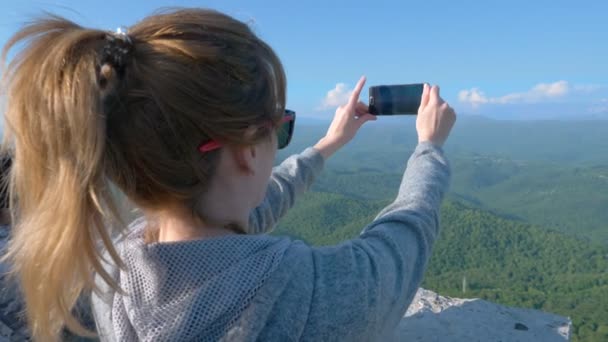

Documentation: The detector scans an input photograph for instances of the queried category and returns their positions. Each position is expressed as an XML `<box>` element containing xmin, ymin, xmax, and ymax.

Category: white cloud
<box><xmin>530</xmin><ymin>81</ymin><xmax>569</xmax><ymax>97</ymax></box>
<box><xmin>318</xmin><ymin>83</ymin><xmax>353</xmax><ymax>110</ymax></box>
<box><xmin>458</xmin><ymin>88</ymin><xmax>489</xmax><ymax>107</ymax></box>
<box><xmin>459</xmin><ymin>81</ymin><xmax>570</xmax><ymax>107</ymax></box>
<box><xmin>458</xmin><ymin>81</ymin><xmax>607</xmax><ymax>108</ymax></box>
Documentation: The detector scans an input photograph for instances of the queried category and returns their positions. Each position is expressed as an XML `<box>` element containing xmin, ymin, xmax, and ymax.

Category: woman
<box><xmin>2</xmin><ymin>8</ymin><xmax>455</xmax><ymax>342</ymax></box>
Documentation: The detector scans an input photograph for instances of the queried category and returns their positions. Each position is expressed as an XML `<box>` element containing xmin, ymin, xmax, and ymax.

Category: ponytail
<box><xmin>1</xmin><ymin>8</ymin><xmax>289</xmax><ymax>341</ymax></box>
<box><xmin>1</xmin><ymin>16</ymin><xmax>125</xmax><ymax>340</ymax></box>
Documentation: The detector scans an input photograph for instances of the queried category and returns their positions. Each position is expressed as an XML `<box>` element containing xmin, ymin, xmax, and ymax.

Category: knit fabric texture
<box><xmin>91</xmin><ymin>144</ymin><xmax>450</xmax><ymax>341</ymax></box>
<box><xmin>111</xmin><ymin>220</ymin><xmax>290</xmax><ymax>341</ymax></box>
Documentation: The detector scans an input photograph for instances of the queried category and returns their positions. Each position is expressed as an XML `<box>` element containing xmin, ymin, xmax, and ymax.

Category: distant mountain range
<box><xmin>273</xmin><ymin>117</ymin><xmax>608</xmax><ymax>340</ymax></box>
<box><xmin>272</xmin><ymin>194</ymin><xmax>608</xmax><ymax>342</ymax></box>
<box><xmin>278</xmin><ymin>116</ymin><xmax>608</xmax><ymax>243</ymax></box>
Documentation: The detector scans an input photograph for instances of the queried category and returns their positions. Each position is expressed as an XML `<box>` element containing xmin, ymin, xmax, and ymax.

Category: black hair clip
<box><xmin>101</xmin><ymin>27</ymin><xmax>133</xmax><ymax>78</ymax></box>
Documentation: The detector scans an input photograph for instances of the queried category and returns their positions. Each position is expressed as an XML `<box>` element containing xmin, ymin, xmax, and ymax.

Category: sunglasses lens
<box><xmin>277</xmin><ymin>110</ymin><xmax>295</xmax><ymax>149</ymax></box>
<box><xmin>277</xmin><ymin>122</ymin><xmax>289</xmax><ymax>149</ymax></box>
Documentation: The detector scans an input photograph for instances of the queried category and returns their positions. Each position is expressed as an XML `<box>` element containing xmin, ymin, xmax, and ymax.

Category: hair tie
<box><xmin>101</xmin><ymin>26</ymin><xmax>134</xmax><ymax>78</ymax></box>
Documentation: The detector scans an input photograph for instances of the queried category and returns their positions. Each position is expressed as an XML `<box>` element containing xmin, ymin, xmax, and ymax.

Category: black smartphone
<box><xmin>368</xmin><ymin>84</ymin><xmax>424</xmax><ymax>115</ymax></box>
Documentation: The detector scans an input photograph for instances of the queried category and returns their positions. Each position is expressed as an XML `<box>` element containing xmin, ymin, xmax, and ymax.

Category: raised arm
<box><xmin>247</xmin><ymin>76</ymin><xmax>377</xmax><ymax>234</ymax></box>
<box><xmin>301</xmin><ymin>84</ymin><xmax>457</xmax><ymax>340</ymax></box>
<box><xmin>247</xmin><ymin>148</ymin><xmax>324</xmax><ymax>234</ymax></box>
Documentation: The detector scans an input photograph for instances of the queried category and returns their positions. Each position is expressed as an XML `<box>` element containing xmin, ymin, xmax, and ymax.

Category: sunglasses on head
<box><xmin>199</xmin><ymin>109</ymin><xmax>296</xmax><ymax>153</ymax></box>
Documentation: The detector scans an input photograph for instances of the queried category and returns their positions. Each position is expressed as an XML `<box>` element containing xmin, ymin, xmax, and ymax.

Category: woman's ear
<box><xmin>229</xmin><ymin>145</ymin><xmax>256</xmax><ymax>175</ymax></box>
<box><xmin>228</xmin><ymin>126</ymin><xmax>260</xmax><ymax>175</ymax></box>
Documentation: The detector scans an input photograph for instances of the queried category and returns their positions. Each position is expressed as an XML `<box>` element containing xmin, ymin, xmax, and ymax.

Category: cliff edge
<box><xmin>396</xmin><ymin>288</ymin><xmax>571</xmax><ymax>341</ymax></box>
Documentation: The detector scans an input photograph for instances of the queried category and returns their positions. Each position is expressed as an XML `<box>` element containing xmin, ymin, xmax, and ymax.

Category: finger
<box><xmin>419</xmin><ymin>83</ymin><xmax>431</xmax><ymax>111</ymax></box>
<box><xmin>356</xmin><ymin>101</ymin><xmax>368</xmax><ymax>110</ymax></box>
<box><xmin>357</xmin><ymin>113</ymin><xmax>377</xmax><ymax>125</ymax></box>
<box><xmin>348</xmin><ymin>76</ymin><xmax>367</xmax><ymax>107</ymax></box>
<box><xmin>429</xmin><ymin>85</ymin><xmax>440</xmax><ymax>104</ymax></box>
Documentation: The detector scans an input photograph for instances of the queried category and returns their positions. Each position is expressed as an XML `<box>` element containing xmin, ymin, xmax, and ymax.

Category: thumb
<box><xmin>357</xmin><ymin>113</ymin><xmax>377</xmax><ymax>125</ymax></box>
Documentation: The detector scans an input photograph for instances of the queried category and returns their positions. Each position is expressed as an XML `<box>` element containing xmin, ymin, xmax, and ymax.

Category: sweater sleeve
<box><xmin>302</xmin><ymin>142</ymin><xmax>450</xmax><ymax>340</ymax></box>
<box><xmin>246</xmin><ymin>147</ymin><xmax>325</xmax><ymax>235</ymax></box>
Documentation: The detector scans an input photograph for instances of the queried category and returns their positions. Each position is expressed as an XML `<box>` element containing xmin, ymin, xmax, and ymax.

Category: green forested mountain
<box><xmin>273</xmin><ymin>117</ymin><xmax>608</xmax><ymax>340</ymax></box>
<box><xmin>426</xmin><ymin>201</ymin><xmax>608</xmax><ymax>342</ymax></box>
<box><xmin>273</xmin><ymin>193</ymin><xmax>608</xmax><ymax>341</ymax></box>
<box><xmin>445</xmin><ymin>116</ymin><xmax>608</xmax><ymax>165</ymax></box>
<box><xmin>277</xmin><ymin>117</ymin><xmax>608</xmax><ymax>243</ymax></box>
<box><xmin>303</xmin><ymin>158</ymin><xmax>608</xmax><ymax>243</ymax></box>
<box><xmin>448</xmin><ymin>156</ymin><xmax>608</xmax><ymax>243</ymax></box>
<box><xmin>285</xmin><ymin>116</ymin><xmax>608</xmax><ymax>166</ymax></box>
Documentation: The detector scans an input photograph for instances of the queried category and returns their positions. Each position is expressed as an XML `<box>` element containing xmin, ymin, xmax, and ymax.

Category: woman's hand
<box><xmin>314</xmin><ymin>76</ymin><xmax>377</xmax><ymax>159</ymax></box>
<box><xmin>416</xmin><ymin>84</ymin><xmax>456</xmax><ymax>147</ymax></box>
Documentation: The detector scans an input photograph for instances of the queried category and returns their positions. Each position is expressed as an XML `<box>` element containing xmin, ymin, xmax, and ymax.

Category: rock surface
<box><xmin>396</xmin><ymin>288</ymin><xmax>571</xmax><ymax>341</ymax></box>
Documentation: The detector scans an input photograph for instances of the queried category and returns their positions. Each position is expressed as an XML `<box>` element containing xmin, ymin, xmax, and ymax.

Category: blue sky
<box><xmin>1</xmin><ymin>0</ymin><xmax>607</xmax><ymax>120</ymax></box>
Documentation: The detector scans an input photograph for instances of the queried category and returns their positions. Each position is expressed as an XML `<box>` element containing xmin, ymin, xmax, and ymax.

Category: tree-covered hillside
<box><xmin>273</xmin><ymin>117</ymin><xmax>608</xmax><ymax>340</ymax></box>
<box><xmin>277</xmin><ymin>118</ymin><xmax>608</xmax><ymax>243</ymax></box>
<box><xmin>283</xmin><ymin>116</ymin><xmax>608</xmax><ymax>166</ymax></box>
<box><xmin>427</xmin><ymin>201</ymin><xmax>608</xmax><ymax>342</ymax></box>
<box><xmin>273</xmin><ymin>193</ymin><xmax>608</xmax><ymax>342</ymax></box>
<box><xmin>449</xmin><ymin>156</ymin><xmax>608</xmax><ymax>243</ymax></box>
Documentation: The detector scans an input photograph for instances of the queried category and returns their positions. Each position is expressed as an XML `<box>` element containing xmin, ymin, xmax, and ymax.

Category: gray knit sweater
<box><xmin>91</xmin><ymin>142</ymin><xmax>450</xmax><ymax>341</ymax></box>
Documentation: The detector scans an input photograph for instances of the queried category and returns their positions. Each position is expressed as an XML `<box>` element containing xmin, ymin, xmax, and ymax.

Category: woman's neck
<box><xmin>146</xmin><ymin>207</ymin><xmax>237</xmax><ymax>243</ymax></box>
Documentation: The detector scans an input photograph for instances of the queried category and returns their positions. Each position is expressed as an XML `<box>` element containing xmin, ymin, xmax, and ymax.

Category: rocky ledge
<box><xmin>396</xmin><ymin>288</ymin><xmax>571</xmax><ymax>341</ymax></box>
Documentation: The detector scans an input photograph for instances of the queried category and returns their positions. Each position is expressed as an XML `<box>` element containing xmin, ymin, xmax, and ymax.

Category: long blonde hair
<box><xmin>1</xmin><ymin>8</ymin><xmax>286</xmax><ymax>341</ymax></box>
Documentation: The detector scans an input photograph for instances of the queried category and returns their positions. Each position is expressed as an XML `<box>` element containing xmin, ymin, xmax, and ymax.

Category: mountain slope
<box><xmin>273</xmin><ymin>192</ymin><xmax>608</xmax><ymax>342</ymax></box>
<box><xmin>276</xmin><ymin>118</ymin><xmax>608</xmax><ymax>243</ymax></box>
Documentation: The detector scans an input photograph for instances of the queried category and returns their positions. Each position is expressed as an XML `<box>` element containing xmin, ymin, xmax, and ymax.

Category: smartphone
<box><xmin>368</xmin><ymin>84</ymin><xmax>424</xmax><ymax>115</ymax></box>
